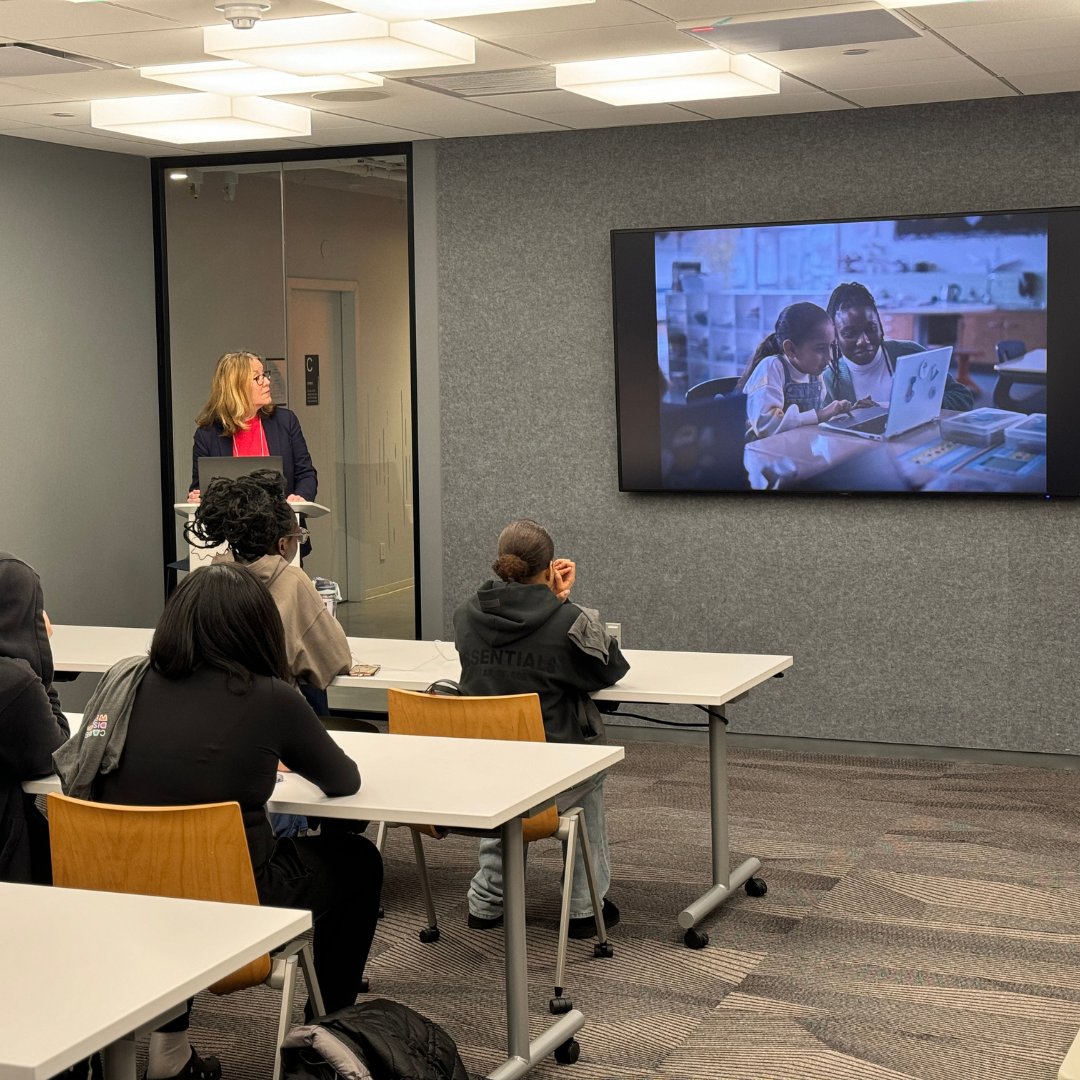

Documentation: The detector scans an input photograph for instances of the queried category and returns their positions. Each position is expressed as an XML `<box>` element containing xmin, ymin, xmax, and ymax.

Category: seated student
<box><xmin>58</xmin><ymin>564</ymin><xmax>382</xmax><ymax>1080</ymax></box>
<box><xmin>824</xmin><ymin>281</ymin><xmax>975</xmax><ymax>412</ymax></box>
<box><xmin>185</xmin><ymin>469</ymin><xmax>352</xmax><ymax>714</ymax></box>
<box><xmin>453</xmin><ymin>519</ymin><xmax>629</xmax><ymax>938</ymax></box>
<box><xmin>0</xmin><ymin>553</ymin><xmax>69</xmax><ymax>884</ymax></box>
<box><xmin>736</xmin><ymin>302</ymin><xmax>855</xmax><ymax>441</ymax></box>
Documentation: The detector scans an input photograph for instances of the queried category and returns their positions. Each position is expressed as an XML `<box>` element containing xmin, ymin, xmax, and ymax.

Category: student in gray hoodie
<box><xmin>453</xmin><ymin>519</ymin><xmax>629</xmax><ymax>938</ymax></box>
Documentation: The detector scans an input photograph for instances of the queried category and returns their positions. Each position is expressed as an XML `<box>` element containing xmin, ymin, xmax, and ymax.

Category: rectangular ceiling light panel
<box><xmin>91</xmin><ymin>93</ymin><xmax>312</xmax><ymax>143</ymax></box>
<box><xmin>203</xmin><ymin>13</ymin><xmax>475</xmax><ymax>76</ymax></box>
<box><xmin>332</xmin><ymin>0</ymin><xmax>593</xmax><ymax>18</ymax></box>
<box><xmin>141</xmin><ymin>61</ymin><xmax>384</xmax><ymax>95</ymax></box>
<box><xmin>555</xmin><ymin>50</ymin><xmax>780</xmax><ymax>105</ymax></box>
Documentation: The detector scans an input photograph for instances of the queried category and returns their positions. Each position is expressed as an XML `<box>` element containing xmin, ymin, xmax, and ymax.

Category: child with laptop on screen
<box><xmin>736</xmin><ymin>302</ymin><xmax>855</xmax><ymax>440</ymax></box>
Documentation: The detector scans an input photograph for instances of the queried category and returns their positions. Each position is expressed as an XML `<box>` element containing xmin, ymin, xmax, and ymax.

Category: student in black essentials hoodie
<box><xmin>453</xmin><ymin>519</ymin><xmax>628</xmax><ymax>938</ymax></box>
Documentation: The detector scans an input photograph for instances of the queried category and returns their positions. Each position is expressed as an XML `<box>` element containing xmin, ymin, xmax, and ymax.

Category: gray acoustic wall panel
<box><xmin>435</xmin><ymin>93</ymin><xmax>1080</xmax><ymax>755</ymax></box>
<box><xmin>0</xmin><ymin>135</ymin><xmax>161</xmax><ymax>627</ymax></box>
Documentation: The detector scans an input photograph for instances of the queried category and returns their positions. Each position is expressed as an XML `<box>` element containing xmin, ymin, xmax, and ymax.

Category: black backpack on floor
<box><xmin>281</xmin><ymin>998</ymin><xmax>477</xmax><ymax>1080</ymax></box>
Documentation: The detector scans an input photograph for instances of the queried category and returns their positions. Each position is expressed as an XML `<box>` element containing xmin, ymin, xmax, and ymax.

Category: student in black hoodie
<box><xmin>453</xmin><ymin>519</ymin><xmax>629</xmax><ymax>938</ymax></box>
<box><xmin>0</xmin><ymin>552</ymin><xmax>69</xmax><ymax>884</ymax></box>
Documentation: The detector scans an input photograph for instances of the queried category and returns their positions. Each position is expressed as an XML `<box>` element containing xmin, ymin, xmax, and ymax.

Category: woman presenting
<box><xmin>188</xmin><ymin>350</ymin><xmax>316</xmax><ymax>502</ymax></box>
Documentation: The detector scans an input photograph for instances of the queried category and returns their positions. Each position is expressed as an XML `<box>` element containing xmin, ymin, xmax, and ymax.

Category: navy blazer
<box><xmin>190</xmin><ymin>407</ymin><xmax>317</xmax><ymax>500</ymax></box>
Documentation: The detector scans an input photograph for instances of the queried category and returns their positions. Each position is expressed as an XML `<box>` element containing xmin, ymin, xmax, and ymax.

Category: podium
<box><xmin>173</xmin><ymin>501</ymin><xmax>330</xmax><ymax>570</ymax></box>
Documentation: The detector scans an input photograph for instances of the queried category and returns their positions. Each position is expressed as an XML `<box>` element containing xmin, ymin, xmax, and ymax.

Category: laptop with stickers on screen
<box><xmin>820</xmin><ymin>346</ymin><xmax>953</xmax><ymax>441</ymax></box>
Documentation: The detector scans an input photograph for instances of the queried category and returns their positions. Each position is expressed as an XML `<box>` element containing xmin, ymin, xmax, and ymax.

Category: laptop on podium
<box><xmin>820</xmin><ymin>346</ymin><xmax>953</xmax><ymax>442</ymax></box>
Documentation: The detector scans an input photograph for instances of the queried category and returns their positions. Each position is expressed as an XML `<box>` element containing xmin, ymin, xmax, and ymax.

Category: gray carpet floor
<box><xmin>177</xmin><ymin>741</ymin><xmax>1080</xmax><ymax>1080</ymax></box>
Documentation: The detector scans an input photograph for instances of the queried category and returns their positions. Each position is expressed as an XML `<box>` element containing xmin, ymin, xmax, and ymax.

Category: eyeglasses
<box><xmin>288</xmin><ymin>527</ymin><xmax>310</xmax><ymax>543</ymax></box>
<box><xmin>252</xmin><ymin>371</ymin><xmax>271</xmax><ymax>385</ymax></box>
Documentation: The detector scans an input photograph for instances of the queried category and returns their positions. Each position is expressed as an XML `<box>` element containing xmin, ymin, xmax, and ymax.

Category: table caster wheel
<box><xmin>745</xmin><ymin>877</ymin><xmax>767</xmax><ymax>898</ymax></box>
<box><xmin>549</xmin><ymin>995</ymin><xmax>573</xmax><ymax>1015</ymax></box>
<box><xmin>554</xmin><ymin>1038</ymin><xmax>580</xmax><ymax>1065</ymax></box>
<box><xmin>594</xmin><ymin>941</ymin><xmax>613</xmax><ymax>959</ymax></box>
<box><xmin>418</xmin><ymin>927</ymin><xmax>440</xmax><ymax>943</ymax></box>
<box><xmin>683</xmin><ymin>927</ymin><xmax>709</xmax><ymax>949</ymax></box>
<box><xmin>377</xmin><ymin>907</ymin><xmax>385</xmax><ymax>919</ymax></box>
<box><xmin>359</xmin><ymin>978</ymin><xmax>370</xmax><ymax>993</ymax></box>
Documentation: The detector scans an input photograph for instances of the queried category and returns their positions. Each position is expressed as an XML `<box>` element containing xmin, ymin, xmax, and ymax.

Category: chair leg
<box><xmin>576</xmin><ymin>807</ymin><xmax>610</xmax><ymax>950</ymax></box>
<box><xmin>410</xmin><ymin>828</ymin><xmax>441</xmax><ymax>943</ymax></box>
<box><xmin>374</xmin><ymin>822</ymin><xmax>388</xmax><ymax>919</ymax></box>
<box><xmin>270</xmin><ymin>952</ymin><xmax>300</xmax><ymax>1080</ymax></box>
<box><xmin>550</xmin><ymin>811</ymin><xmax>578</xmax><ymax>1014</ymax></box>
<box><xmin>298</xmin><ymin>941</ymin><xmax>325</xmax><ymax>1019</ymax></box>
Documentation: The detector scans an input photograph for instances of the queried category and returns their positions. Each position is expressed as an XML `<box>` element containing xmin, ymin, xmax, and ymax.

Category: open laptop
<box><xmin>197</xmin><ymin>454</ymin><xmax>283</xmax><ymax>492</ymax></box>
<box><xmin>820</xmin><ymin>346</ymin><xmax>953</xmax><ymax>441</ymax></box>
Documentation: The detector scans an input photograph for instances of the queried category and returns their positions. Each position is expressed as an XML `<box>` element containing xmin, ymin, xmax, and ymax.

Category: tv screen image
<box><xmin>611</xmin><ymin>208</ymin><xmax>1080</xmax><ymax>496</ymax></box>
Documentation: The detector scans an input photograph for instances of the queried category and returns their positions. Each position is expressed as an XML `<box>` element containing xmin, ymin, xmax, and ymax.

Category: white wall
<box><xmin>0</xmin><ymin>134</ymin><xmax>160</xmax><ymax>627</ymax></box>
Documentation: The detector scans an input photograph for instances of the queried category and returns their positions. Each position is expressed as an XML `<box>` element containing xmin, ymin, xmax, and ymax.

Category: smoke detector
<box><xmin>214</xmin><ymin>3</ymin><xmax>271</xmax><ymax>30</ymax></box>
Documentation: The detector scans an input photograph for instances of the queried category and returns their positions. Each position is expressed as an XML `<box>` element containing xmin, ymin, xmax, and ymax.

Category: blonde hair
<box><xmin>195</xmin><ymin>351</ymin><xmax>274</xmax><ymax>435</ymax></box>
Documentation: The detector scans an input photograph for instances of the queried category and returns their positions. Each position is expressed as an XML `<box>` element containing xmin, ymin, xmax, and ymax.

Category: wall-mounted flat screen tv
<box><xmin>611</xmin><ymin>208</ymin><xmax>1080</xmax><ymax>495</ymax></box>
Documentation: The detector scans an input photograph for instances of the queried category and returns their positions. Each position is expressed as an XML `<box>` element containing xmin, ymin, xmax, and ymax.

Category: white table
<box><xmin>29</xmin><ymin>729</ymin><xmax>621</xmax><ymax>1080</ymax></box>
<box><xmin>49</xmin><ymin>630</ymin><xmax>792</xmax><ymax>942</ymax></box>
<box><xmin>0</xmin><ymin>883</ymin><xmax>309</xmax><ymax>1080</ymax></box>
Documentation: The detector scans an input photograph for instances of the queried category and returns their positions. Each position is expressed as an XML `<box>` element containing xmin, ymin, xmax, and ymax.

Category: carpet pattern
<box><xmin>174</xmin><ymin>743</ymin><xmax>1080</xmax><ymax>1080</ymax></box>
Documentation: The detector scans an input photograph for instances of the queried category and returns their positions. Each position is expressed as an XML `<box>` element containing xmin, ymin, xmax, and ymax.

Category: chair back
<box><xmin>996</xmin><ymin>338</ymin><xmax>1026</xmax><ymax>364</ymax></box>
<box><xmin>387</xmin><ymin>689</ymin><xmax>559</xmax><ymax>842</ymax></box>
<box><xmin>48</xmin><ymin>794</ymin><xmax>271</xmax><ymax>993</ymax></box>
<box><xmin>686</xmin><ymin>376</ymin><xmax>739</xmax><ymax>402</ymax></box>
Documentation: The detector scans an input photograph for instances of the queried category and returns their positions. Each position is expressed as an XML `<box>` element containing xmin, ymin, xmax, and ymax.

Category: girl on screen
<box><xmin>824</xmin><ymin>282</ymin><xmax>975</xmax><ymax>412</ymax></box>
<box><xmin>736</xmin><ymin>302</ymin><xmax>854</xmax><ymax>440</ymax></box>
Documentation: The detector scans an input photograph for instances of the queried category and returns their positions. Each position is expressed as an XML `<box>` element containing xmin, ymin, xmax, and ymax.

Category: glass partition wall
<box><xmin>155</xmin><ymin>147</ymin><xmax>417</xmax><ymax>639</ymax></box>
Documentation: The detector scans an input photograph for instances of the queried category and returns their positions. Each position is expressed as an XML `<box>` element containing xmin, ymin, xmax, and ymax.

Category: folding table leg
<box><xmin>677</xmin><ymin>701</ymin><xmax>764</xmax><ymax>948</ymax></box>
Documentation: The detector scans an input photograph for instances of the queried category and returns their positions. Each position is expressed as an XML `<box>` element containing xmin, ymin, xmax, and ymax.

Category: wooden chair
<box><xmin>379</xmin><ymin>688</ymin><xmax>612</xmax><ymax>1016</ymax></box>
<box><xmin>48</xmin><ymin>794</ymin><xmax>323</xmax><ymax>1080</ymax></box>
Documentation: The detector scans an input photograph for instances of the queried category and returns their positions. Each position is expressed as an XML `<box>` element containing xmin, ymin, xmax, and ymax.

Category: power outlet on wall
<box><xmin>379</xmin><ymin>542</ymin><xmax>388</xmax><ymax>562</ymax></box>
<box><xmin>605</xmin><ymin>622</ymin><xmax>622</xmax><ymax>646</ymax></box>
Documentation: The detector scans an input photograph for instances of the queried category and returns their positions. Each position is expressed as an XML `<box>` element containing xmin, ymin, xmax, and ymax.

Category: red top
<box><xmin>233</xmin><ymin>415</ymin><xmax>269</xmax><ymax>458</ymax></box>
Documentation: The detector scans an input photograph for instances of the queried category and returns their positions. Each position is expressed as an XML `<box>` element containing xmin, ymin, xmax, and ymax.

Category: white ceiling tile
<box><xmin>2</xmin><ymin>67</ymin><xmax>189</xmax><ymax>99</ymax></box>
<box><xmin>811</xmin><ymin>55</ymin><xmax>988</xmax><ymax>92</ymax></box>
<box><xmin>0</xmin><ymin>81</ymin><xmax>69</xmax><ymax>105</ymax></box>
<box><xmin>430</xmin><ymin>0</ymin><xmax>664</xmax><ymax>37</ymax></box>
<box><xmin>912</xmin><ymin>0</ymin><xmax>1080</xmax><ymax>30</ymax></box>
<box><xmin>302</xmin><ymin>125</ymin><xmax>437</xmax><ymax>146</ymax></box>
<box><xmin>1</xmin><ymin>124</ymin><xmax>166</xmax><ymax>156</ymax></box>
<box><xmin>307</xmin><ymin>106</ymin><xmax>432</xmax><ymax>140</ymax></box>
<box><xmin>941</xmin><ymin>15</ymin><xmax>1080</xmax><ymax>53</ymax></box>
<box><xmin>844</xmin><ymin>78</ymin><xmax>1015</xmax><ymax>109</ymax></box>
<box><xmin>37</xmin><ymin>27</ymin><xmax>207</xmax><ymax>66</ymax></box>
<box><xmin>470</xmin><ymin>87</ymin><xmax>621</xmax><ymax>117</ymax></box>
<box><xmin>683</xmin><ymin>88</ymin><xmax>851</xmax><ymax>119</ymax></box>
<box><xmin>0</xmin><ymin>99</ymin><xmax>93</xmax><ymax>125</ymax></box>
<box><xmin>1009</xmin><ymin>71</ymin><xmax>1080</xmax><ymax>95</ymax></box>
<box><xmin>557</xmin><ymin>101</ymin><xmax>708</xmax><ymax>126</ymax></box>
<box><xmin>406</xmin><ymin>108</ymin><xmax>564</xmax><ymax>136</ymax></box>
<box><xmin>0</xmin><ymin>0</ymin><xmax>171</xmax><ymax>38</ymax></box>
<box><xmin>493</xmin><ymin>21</ymin><xmax>706</xmax><ymax>61</ymax></box>
<box><xmin>103</xmin><ymin>0</ymin><xmax>335</xmax><ymax>27</ymax></box>
<box><xmin>968</xmin><ymin>45</ymin><xmax>1080</xmax><ymax>79</ymax></box>
<box><xmin>755</xmin><ymin>34</ymin><xmax>955</xmax><ymax>80</ymax></box>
